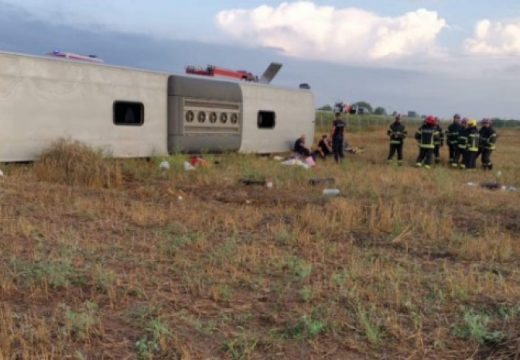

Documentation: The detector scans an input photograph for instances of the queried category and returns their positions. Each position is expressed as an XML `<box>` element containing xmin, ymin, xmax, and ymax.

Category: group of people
<box><xmin>294</xmin><ymin>112</ymin><xmax>347</xmax><ymax>163</ymax></box>
<box><xmin>293</xmin><ymin>112</ymin><xmax>498</xmax><ymax>170</ymax></box>
<box><xmin>387</xmin><ymin>114</ymin><xmax>497</xmax><ymax>169</ymax></box>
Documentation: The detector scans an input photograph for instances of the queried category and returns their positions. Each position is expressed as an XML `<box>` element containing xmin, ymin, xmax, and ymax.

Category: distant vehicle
<box><xmin>334</xmin><ymin>102</ymin><xmax>352</xmax><ymax>114</ymax></box>
<box><xmin>186</xmin><ymin>65</ymin><xmax>257</xmax><ymax>82</ymax></box>
<box><xmin>185</xmin><ymin>62</ymin><xmax>283</xmax><ymax>84</ymax></box>
<box><xmin>46</xmin><ymin>50</ymin><xmax>104</xmax><ymax>64</ymax></box>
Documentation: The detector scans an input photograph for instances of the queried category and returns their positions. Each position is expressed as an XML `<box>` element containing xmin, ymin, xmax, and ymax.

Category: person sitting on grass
<box><xmin>294</xmin><ymin>134</ymin><xmax>313</xmax><ymax>159</ymax></box>
<box><xmin>317</xmin><ymin>134</ymin><xmax>333</xmax><ymax>159</ymax></box>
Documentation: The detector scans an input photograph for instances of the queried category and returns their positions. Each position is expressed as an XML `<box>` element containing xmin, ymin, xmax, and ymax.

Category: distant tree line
<box><xmin>318</xmin><ymin>102</ymin><xmax>392</xmax><ymax>116</ymax></box>
<box><xmin>490</xmin><ymin>118</ymin><xmax>520</xmax><ymax>128</ymax></box>
<box><xmin>317</xmin><ymin>102</ymin><xmax>520</xmax><ymax>127</ymax></box>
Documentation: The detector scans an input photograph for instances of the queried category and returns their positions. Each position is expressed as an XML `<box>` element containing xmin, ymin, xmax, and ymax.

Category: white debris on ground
<box><xmin>281</xmin><ymin>158</ymin><xmax>310</xmax><ymax>169</ymax></box>
<box><xmin>183</xmin><ymin>161</ymin><xmax>195</xmax><ymax>171</ymax></box>
<box><xmin>0</xmin><ymin>169</ymin><xmax>4</xmax><ymax>177</ymax></box>
<box><xmin>322</xmin><ymin>188</ymin><xmax>340</xmax><ymax>196</ymax></box>
<box><xmin>159</xmin><ymin>160</ymin><xmax>170</xmax><ymax>170</ymax></box>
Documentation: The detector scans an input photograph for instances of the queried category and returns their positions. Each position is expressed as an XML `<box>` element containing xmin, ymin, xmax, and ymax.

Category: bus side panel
<box><xmin>239</xmin><ymin>85</ymin><xmax>315</xmax><ymax>154</ymax></box>
<box><xmin>0</xmin><ymin>53</ymin><xmax>168</xmax><ymax>162</ymax></box>
<box><xmin>167</xmin><ymin>75</ymin><xmax>242</xmax><ymax>153</ymax></box>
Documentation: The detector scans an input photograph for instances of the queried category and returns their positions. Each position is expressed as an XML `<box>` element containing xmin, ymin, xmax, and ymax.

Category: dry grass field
<box><xmin>0</xmin><ymin>127</ymin><xmax>519</xmax><ymax>359</ymax></box>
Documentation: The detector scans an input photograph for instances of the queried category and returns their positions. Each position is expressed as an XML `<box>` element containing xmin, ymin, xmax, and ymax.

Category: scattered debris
<box><xmin>305</xmin><ymin>156</ymin><xmax>316</xmax><ymax>167</ymax></box>
<box><xmin>309</xmin><ymin>178</ymin><xmax>335</xmax><ymax>186</ymax></box>
<box><xmin>159</xmin><ymin>160</ymin><xmax>170</xmax><ymax>170</ymax></box>
<box><xmin>466</xmin><ymin>181</ymin><xmax>518</xmax><ymax>192</ymax></box>
<box><xmin>322</xmin><ymin>188</ymin><xmax>340</xmax><ymax>196</ymax></box>
<box><xmin>0</xmin><ymin>169</ymin><xmax>4</xmax><ymax>177</ymax></box>
<box><xmin>189</xmin><ymin>156</ymin><xmax>208</xmax><ymax>167</ymax></box>
<box><xmin>183</xmin><ymin>161</ymin><xmax>195</xmax><ymax>171</ymax></box>
<box><xmin>281</xmin><ymin>159</ymin><xmax>310</xmax><ymax>169</ymax></box>
<box><xmin>273</xmin><ymin>156</ymin><xmax>284</xmax><ymax>161</ymax></box>
<box><xmin>240</xmin><ymin>179</ymin><xmax>267</xmax><ymax>186</ymax></box>
<box><xmin>480</xmin><ymin>182</ymin><xmax>501</xmax><ymax>190</ymax></box>
<box><xmin>346</xmin><ymin>146</ymin><xmax>365</xmax><ymax>154</ymax></box>
<box><xmin>240</xmin><ymin>178</ymin><xmax>274</xmax><ymax>189</ymax></box>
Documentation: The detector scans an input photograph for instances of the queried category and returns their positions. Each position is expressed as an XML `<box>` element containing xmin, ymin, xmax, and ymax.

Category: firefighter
<box><xmin>446</xmin><ymin>114</ymin><xmax>462</xmax><ymax>167</ymax></box>
<box><xmin>464</xmin><ymin>119</ymin><xmax>480</xmax><ymax>170</ymax></box>
<box><xmin>455</xmin><ymin>118</ymin><xmax>468</xmax><ymax>168</ymax></box>
<box><xmin>478</xmin><ymin>118</ymin><xmax>497</xmax><ymax>170</ymax></box>
<box><xmin>433</xmin><ymin>117</ymin><xmax>444</xmax><ymax>164</ymax></box>
<box><xmin>415</xmin><ymin>116</ymin><xmax>439</xmax><ymax>168</ymax></box>
<box><xmin>331</xmin><ymin>112</ymin><xmax>346</xmax><ymax>163</ymax></box>
<box><xmin>386</xmin><ymin>114</ymin><xmax>407</xmax><ymax>165</ymax></box>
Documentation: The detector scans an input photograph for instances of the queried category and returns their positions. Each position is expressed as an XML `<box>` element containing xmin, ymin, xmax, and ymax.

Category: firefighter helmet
<box><xmin>468</xmin><ymin>119</ymin><xmax>477</xmax><ymax>127</ymax></box>
<box><xmin>425</xmin><ymin>116</ymin><xmax>436</xmax><ymax>125</ymax></box>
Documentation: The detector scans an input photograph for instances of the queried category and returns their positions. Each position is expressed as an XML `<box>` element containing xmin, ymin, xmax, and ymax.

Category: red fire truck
<box><xmin>186</xmin><ymin>65</ymin><xmax>257</xmax><ymax>82</ymax></box>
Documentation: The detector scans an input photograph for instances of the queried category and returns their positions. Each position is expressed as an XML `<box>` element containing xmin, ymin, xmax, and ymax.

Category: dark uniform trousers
<box><xmin>464</xmin><ymin>151</ymin><xmax>478</xmax><ymax>169</ymax></box>
<box><xmin>388</xmin><ymin>143</ymin><xmax>403</xmax><ymax>161</ymax></box>
<box><xmin>417</xmin><ymin>148</ymin><xmax>434</xmax><ymax>166</ymax></box>
<box><xmin>455</xmin><ymin>146</ymin><xmax>466</xmax><ymax>167</ymax></box>
<box><xmin>332</xmin><ymin>137</ymin><xmax>344</xmax><ymax>163</ymax></box>
<box><xmin>433</xmin><ymin>146</ymin><xmax>441</xmax><ymax>163</ymax></box>
<box><xmin>479</xmin><ymin>148</ymin><xmax>493</xmax><ymax>169</ymax></box>
<box><xmin>448</xmin><ymin>143</ymin><xmax>458</xmax><ymax>163</ymax></box>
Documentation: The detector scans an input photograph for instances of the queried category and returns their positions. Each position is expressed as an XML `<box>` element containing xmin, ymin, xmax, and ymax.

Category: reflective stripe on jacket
<box><xmin>387</xmin><ymin>122</ymin><xmax>407</xmax><ymax>144</ymax></box>
<box><xmin>467</xmin><ymin>128</ymin><xmax>480</xmax><ymax>152</ymax></box>
<box><xmin>479</xmin><ymin>127</ymin><xmax>497</xmax><ymax>150</ymax></box>
<box><xmin>447</xmin><ymin>123</ymin><xmax>461</xmax><ymax>145</ymax></box>
<box><xmin>415</xmin><ymin>125</ymin><xmax>439</xmax><ymax>149</ymax></box>
<box><xmin>458</xmin><ymin>127</ymin><xmax>468</xmax><ymax>149</ymax></box>
<box><xmin>434</xmin><ymin>125</ymin><xmax>444</xmax><ymax>146</ymax></box>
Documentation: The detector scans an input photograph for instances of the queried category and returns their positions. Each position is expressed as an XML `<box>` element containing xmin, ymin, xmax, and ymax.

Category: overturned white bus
<box><xmin>0</xmin><ymin>51</ymin><xmax>315</xmax><ymax>162</ymax></box>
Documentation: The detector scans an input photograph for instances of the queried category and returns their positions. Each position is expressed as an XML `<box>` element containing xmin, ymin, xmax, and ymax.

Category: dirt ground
<box><xmin>0</xmin><ymin>128</ymin><xmax>519</xmax><ymax>359</ymax></box>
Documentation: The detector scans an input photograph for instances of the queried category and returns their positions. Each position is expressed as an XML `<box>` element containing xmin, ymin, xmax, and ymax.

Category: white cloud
<box><xmin>465</xmin><ymin>19</ymin><xmax>520</xmax><ymax>56</ymax></box>
<box><xmin>216</xmin><ymin>1</ymin><xmax>446</xmax><ymax>64</ymax></box>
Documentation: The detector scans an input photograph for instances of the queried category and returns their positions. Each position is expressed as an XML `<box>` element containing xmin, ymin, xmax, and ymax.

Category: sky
<box><xmin>1</xmin><ymin>0</ymin><xmax>520</xmax><ymax>118</ymax></box>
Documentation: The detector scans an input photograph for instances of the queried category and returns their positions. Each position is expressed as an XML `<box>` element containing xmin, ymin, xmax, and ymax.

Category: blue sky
<box><xmin>1</xmin><ymin>0</ymin><xmax>520</xmax><ymax>118</ymax></box>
